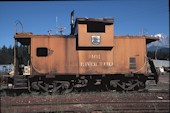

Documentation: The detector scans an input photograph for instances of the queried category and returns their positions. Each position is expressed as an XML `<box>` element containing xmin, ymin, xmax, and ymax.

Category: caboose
<box><xmin>9</xmin><ymin>12</ymin><xmax>159</xmax><ymax>93</ymax></box>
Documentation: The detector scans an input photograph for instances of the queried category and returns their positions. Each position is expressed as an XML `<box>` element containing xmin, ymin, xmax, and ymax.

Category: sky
<box><xmin>0</xmin><ymin>0</ymin><xmax>169</xmax><ymax>47</ymax></box>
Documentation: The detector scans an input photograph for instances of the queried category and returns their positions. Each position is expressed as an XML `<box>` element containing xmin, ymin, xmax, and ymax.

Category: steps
<box><xmin>148</xmin><ymin>58</ymin><xmax>159</xmax><ymax>84</ymax></box>
<box><xmin>14</xmin><ymin>75</ymin><xmax>28</xmax><ymax>89</ymax></box>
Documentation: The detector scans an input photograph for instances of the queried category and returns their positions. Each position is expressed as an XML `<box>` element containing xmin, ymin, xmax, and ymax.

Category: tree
<box><xmin>0</xmin><ymin>45</ymin><xmax>14</xmax><ymax>64</ymax></box>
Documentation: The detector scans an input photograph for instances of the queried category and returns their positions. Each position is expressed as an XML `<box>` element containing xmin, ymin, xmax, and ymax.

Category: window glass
<box><xmin>87</xmin><ymin>22</ymin><xmax>105</xmax><ymax>32</ymax></box>
<box><xmin>129</xmin><ymin>57</ymin><xmax>136</xmax><ymax>63</ymax></box>
<box><xmin>37</xmin><ymin>48</ymin><xmax>48</xmax><ymax>57</ymax></box>
<box><xmin>129</xmin><ymin>57</ymin><xmax>136</xmax><ymax>69</ymax></box>
<box><xmin>130</xmin><ymin>64</ymin><xmax>136</xmax><ymax>69</ymax></box>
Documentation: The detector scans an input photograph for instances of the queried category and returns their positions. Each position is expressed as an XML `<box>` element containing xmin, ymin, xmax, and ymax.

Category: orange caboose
<box><xmin>13</xmin><ymin>15</ymin><xmax>159</xmax><ymax>93</ymax></box>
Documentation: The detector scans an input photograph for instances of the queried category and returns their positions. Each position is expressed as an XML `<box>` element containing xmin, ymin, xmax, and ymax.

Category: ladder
<box><xmin>148</xmin><ymin>58</ymin><xmax>159</xmax><ymax>84</ymax></box>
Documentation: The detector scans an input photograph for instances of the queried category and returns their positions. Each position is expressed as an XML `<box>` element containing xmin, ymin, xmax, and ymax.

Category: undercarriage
<box><xmin>8</xmin><ymin>74</ymin><xmax>149</xmax><ymax>94</ymax></box>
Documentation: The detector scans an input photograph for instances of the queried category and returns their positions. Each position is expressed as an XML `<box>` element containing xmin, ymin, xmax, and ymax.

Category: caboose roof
<box><xmin>75</xmin><ymin>18</ymin><xmax>114</xmax><ymax>24</ymax></box>
<box><xmin>115</xmin><ymin>35</ymin><xmax>159</xmax><ymax>44</ymax></box>
<box><xmin>73</xmin><ymin>18</ymin><xmax>114</xmax><ymax>35</ymax></box>
<box><xmin>145</xmin><ymin>36</ymin><xmax>159</xmax><ymax>44</ymax></box>
<box><xmin>14</xmin><ymin>32</ymin><xmax>75</xmax><ymax>45</ymax></box>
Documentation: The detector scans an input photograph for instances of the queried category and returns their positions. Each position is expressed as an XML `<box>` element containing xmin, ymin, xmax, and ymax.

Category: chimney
<box><xmin>70</xmin><ymin>10</ymin><xmax>74</xmax><ymax>35</ymax></box>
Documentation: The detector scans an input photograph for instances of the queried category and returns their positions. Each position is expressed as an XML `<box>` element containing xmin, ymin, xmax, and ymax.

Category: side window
<box><xmin>36</xmin><ymin>48</ymin><xmax>48</xmax><ymax>57</ymax></box>
<box><xmin>130</xmin><ymin>57</ymin><xmax>136</xmax><ymax>63</ymax></box>
<box><xmin>129</xmin><ymin>57</ymin><xmax>136</xmax><ymax>69</ymax></box>
<box><xmin>87</xmin><ymin>22</ymin><xmax>105</xmax><ymax>33</ymax></box>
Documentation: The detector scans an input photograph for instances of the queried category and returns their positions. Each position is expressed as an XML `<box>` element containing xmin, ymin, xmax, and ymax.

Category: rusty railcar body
<box><xmin>11</xmin><ymin>15</ymin><xmax>159</xmax><ymax>93</ymax></box>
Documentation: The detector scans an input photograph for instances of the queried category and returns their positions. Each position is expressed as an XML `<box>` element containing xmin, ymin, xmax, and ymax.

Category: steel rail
<box><xmin>2</xmin><ymin>101</ymin><xmax>169</xmax><ymax>113</ymax></box>
<box><xmin>2</xmin><ymin>99</ymin><xmax>169</xmax><ymax>107</ymax></box>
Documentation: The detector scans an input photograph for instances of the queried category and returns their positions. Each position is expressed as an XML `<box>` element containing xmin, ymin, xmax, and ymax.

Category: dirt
<box><xmin>146</xmin><ymin>72</ymin><xmax>169</xmax><ymax>90</ymax></box>
<box><xmin>159</xmin><ymin>72</ymin><xmax>170</xmax><ymax>84</ymax></box>
<box><xmin>1</xmin><ymin>92</ymin><xmax>169</xmax><ymax>112</ymax></box>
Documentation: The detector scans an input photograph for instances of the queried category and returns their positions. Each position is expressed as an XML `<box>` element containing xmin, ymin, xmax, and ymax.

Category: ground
<box><xmin>0</xmin><ymin>72</ymin><xmax>169</xmax><ymax>113</ymax></box>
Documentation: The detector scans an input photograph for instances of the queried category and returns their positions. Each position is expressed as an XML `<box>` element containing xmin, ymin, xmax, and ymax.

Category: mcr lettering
<box><xmin>80</xmin><ymin>62</ymin><xmax>113</xmax><ymax>67</ymax></box>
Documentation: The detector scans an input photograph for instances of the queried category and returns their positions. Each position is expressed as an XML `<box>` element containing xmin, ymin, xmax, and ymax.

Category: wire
<box><xmin>133</xmin><ymin>55</ymin><xmax>147</xmax><ymax>74</ymax></box>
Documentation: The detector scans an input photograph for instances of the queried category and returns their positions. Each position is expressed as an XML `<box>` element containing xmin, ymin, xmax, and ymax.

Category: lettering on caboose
<box><xmin>80</xmin><ymin>54</ymin><xmax>113</xmax><ymax>67</ymax></box>
<box><xmin>91</xmin><ymin>54</ymin><xmax>101</xmax><ymax>59</ymax></box>
<box><xmin>80</xmin><ymin>62</ymin><xmax>113</xmax><ymax>67</ymax></box>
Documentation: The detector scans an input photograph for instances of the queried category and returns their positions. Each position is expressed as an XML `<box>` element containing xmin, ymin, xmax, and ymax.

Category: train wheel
<box><xmin>137</xmin><ymin>81</ymin><xmax>146</xmax><ymax>91</ymax></box>
<box><xmin>118</xmin><ymin>79</ymin><xmax>146</xmax><ymax>92</ymax></box>
<box><xmin>105</xmin><ymin>84</ymin><xmax>116</xmax><ymax>92</ymax></box>
<box><xmin>52</xmin><ymin>81</ymin><xmax>73</xmax><ymax>94</ymax></box>
<box><xmin>105</xmin><ymin>80</ymin><xmax>119</xmax><ymax>92</ymax></box>
<box><xmin>29</xmin><ymin>81</ymin><xmax>40</xmax><ymax>95</ymax></box>
<box><xmin>116</xmin><ymin>80</ymin><xmax>136</xmax><ymax>91</ymax></box>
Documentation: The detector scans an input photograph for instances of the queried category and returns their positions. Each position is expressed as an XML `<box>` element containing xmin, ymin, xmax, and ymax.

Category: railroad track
<box><xmin>0</xmin><ymin>86</ymin><xmax>169</xmax><ymax>95</ymax></box>
<box><xmin>144</xmin><ymin>88</ymin><xmax>169</xmax><ymax>93</ymax></box>
<box><xmin>1</xmin><ymin>88</ymin><xmax>169</xmax><ymax>113</ymax></box>
<box><xmin>1</xmin><ymin>99</ymin><xmax>170</xmax><ymax>113</ymax></box>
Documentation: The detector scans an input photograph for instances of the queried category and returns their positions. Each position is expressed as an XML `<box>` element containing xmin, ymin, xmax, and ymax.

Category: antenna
<box><xmin>56</xmin><ymin>16</ymin><xmax>58</xmax><ymax>34</ymax></box>
<box><xmin>14</xmin><ymin>20</ymin><xmax>24</xmax><ymax>33</ymax></box>
<box><xmin>57</xmin><ymin>26</ymin><xmax>66</xmax><ymax>35</ymax></box>
<box><xmin>56</xmin><ymin>16</ymin><xmax>66</xmax><ymax>35</ymax></box>
<box><xmin>139</xmin><ymin>28</ymin><xmax>148</xmax><ymax>36</ymax></box>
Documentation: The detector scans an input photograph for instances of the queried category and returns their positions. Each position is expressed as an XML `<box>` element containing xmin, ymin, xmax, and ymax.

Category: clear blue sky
<box><xmin>0</xmin><ymin>0</ymin><xmax>169</xmax><ymax>47</ymax></box>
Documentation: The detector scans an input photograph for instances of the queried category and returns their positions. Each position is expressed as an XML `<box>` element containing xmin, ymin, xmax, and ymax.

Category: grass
<box><xmin>0</xmin><ymin>90</ymin><xmax>7</xmax><ymax>96</ymax></box>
